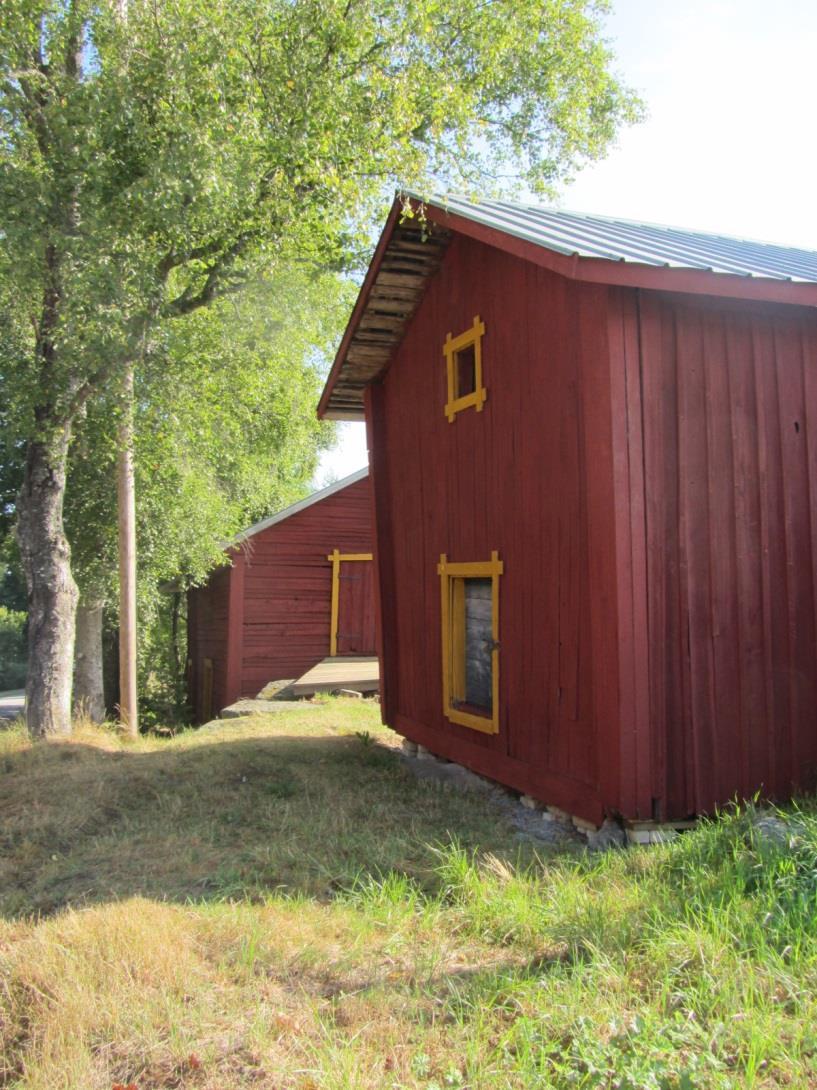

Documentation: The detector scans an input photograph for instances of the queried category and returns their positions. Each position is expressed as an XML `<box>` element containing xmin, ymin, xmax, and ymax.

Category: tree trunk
<box><xmin>16</xmin><ymin>426</ymin><xmax>78</xmax><ymax>738</ymax></box>
<box><xmin>74</xmin><ymin>599</ymin><xmax>106</xmax><ymax>723</ymax></box>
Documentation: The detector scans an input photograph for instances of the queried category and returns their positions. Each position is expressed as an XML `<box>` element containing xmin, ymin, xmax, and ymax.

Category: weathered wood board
<box><xmin>290</xmin><ymin>656</ymin><xmax>380</xmax><ymax>696</ymax></box>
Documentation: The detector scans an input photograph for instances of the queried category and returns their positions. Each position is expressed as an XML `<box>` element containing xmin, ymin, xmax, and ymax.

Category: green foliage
<box><xmin>0</xmin><ymin>0</ymin><xmax>642</xmax><ymax>435</ymax></box>
<box><xmin>62</xmin><ymin>269</ymin><xmax>349</xmax><ymax>710</ymax></box>
<box><xmin>64</xmin><ymin>270</ymin><xmax>348</xmax><ymax>599</ymax></box>
<box><xmin>0</xmin><ymin>605</ymin><xmax>26</xmax><ymax>689</ymax></box>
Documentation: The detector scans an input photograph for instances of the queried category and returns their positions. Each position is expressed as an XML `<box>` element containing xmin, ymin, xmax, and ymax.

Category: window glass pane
<box><xmin>456</xmin><ymin>344</ymin><xmax>476</xmax><ymax>397</ymax></box>
<box><xmin>464</xmin><ymin>577</ymin><xmax>492</xmax><ymax>710</ymax></box>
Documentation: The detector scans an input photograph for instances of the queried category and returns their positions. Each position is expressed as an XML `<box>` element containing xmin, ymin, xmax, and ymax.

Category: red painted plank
<box><xmin>187</xmin><ymin>565</ymin><xmax>231</xmax><ymax>721</ymax></box>
<box><xmin>225</xmin><ymin>551</ymin><xmax>244</xmax><ymax>707</ymax></box>
<box><xmin>723</xmin><ymin>313</ymin><xmax>766</xmax><ymax>799</ymax></box>
<box><xmin>775</xmin><ymin>316</ymin><xmax>817</xmax><ymax>792</ymax></box>
<box><xmin>374</xmin><ymin>233</ymin><xmax>602</xmax><ymax>807</ymax></box>
<box><xmin>365</xmin><ymin>382</ymin><xmax>398</xmax><ymax>725</ymax></box>
<box><xmin>606</xmin><ymin>288</ymin><xmax>652</xmax><ymax>817</ymax></box>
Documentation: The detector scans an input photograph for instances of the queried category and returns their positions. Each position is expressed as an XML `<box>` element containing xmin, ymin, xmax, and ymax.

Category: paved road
<box><xmin>0</xmin><ymin>690</ymin><xmax>25</xmax><ymax>722</ymax></box>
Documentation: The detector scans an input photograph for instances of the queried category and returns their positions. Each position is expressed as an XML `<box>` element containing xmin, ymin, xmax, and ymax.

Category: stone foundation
<box><xmin>395</xmin><ymin>735</ymin><xmax>697</xmax><ymax>849</ymax></box>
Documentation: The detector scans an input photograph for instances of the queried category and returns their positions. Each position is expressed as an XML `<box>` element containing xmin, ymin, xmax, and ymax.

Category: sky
<box><xmin>316</xmin><ymin>0</ymin><xmax>817</xmax><ymax>485</ymax></box>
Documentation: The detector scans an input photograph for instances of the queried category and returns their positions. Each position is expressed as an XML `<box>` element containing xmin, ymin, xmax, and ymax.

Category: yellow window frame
<box><xmin>437</xmin><ymin>551</ymin><xmax>503</xmax><ymax>734</ymax></box>
<box><xmin>327</xmin><ymin>548</ymin><xmax>374</xmax><ymax>656</ymax></box>
<box><xmin>443</xmin><ymin>315</ymin><xmax>486</xmax><ymax>422</ymax></box>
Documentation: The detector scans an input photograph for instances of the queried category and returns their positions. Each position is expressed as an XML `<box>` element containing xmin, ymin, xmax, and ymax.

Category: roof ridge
<box><xmin>412</xmin><ymin>190</ymin><xmax>816</xmax><ymax>260</ymax></box>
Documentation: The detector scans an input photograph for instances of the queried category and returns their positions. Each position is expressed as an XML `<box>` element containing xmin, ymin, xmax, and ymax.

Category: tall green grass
<box><xmin>340</xmin><ymin>804</ymin><xmax>817</xmax><ymax>1088</ymax></box>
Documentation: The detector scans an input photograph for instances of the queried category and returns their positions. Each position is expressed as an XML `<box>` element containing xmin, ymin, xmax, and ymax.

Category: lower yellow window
<box><xmin>437</xmin><ymin>551</ymin><xmax>503</xmax><ymax>734</ymax></box>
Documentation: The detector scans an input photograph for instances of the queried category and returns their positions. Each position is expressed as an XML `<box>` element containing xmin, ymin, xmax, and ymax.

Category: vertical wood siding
<box><xmin>621</xmin><ymin>290</ymin><xmax>817</xmax><ymax>816</ymax></box>
<box><xmin>370</xmin><ymin>235</ymin><xmax>617</xmax><ymax>821</ymax></box>
<box><xmin>366</xmin><ymin>228</ymin><xmax>817</xmax><ymax>821</ymax></box>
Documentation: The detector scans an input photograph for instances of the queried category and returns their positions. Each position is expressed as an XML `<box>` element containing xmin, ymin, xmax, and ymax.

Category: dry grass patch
<box><xmin>0</xmin><ymin>703</ymin><xmax>521</xmax><ymax>916</ymax></box>
<box><xmin>0</xmin><ymin>892</ymin><xmax>519</xmax><ymax>1089</ymax></box>
<box><xmin>3</xmin><ymin>703</ymin><xmax>817</xmax><ymax>1088</ymax></box>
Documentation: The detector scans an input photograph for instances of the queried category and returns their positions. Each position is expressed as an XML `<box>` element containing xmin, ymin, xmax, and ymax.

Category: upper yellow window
<box><xmin>443</xmin><ymin>315</ymin><xmax>486</xmax><ymax>422</ymax></box>
<box><xmin>437</xmin><ymin>551</ymin><xmax>502</xmax><ymax>734</ymax></box>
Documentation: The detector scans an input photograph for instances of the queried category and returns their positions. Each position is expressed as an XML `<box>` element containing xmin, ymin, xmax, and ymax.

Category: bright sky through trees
<box><xmin>318</xmin><ymin>0</ymin><xmax>817</xmax><ymax>484</ymax></box>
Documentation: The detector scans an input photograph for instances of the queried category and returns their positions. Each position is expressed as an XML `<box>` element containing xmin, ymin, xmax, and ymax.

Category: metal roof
<box><xmin>235</xmin><ymin>467</ymin><xmax>369</xmax><ymax>544</ymax></box>
<box><xmin>417</xmin><ymin>193</ymin><xmax>817</xmax><ymax>284</ymax></box>
<box><xmin>318</xmin><ymin>192</ymin><xmax>817</xmax><ymax>420</ymax></box>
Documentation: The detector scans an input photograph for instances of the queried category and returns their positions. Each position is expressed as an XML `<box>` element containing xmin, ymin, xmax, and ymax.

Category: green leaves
<box><xmin>2</xmin><ymin>0</ymin><xmax>641</xmax><ymax>436</ymax></box>
<box><xmin>4</xmin><ymin>0</ymin><xmax>641</xmax><ymax>348</ymax></box>
<box><xmin>66</xmin><ymin>268</ymin><xmax>349</xmax><ymax>600</ymax></box>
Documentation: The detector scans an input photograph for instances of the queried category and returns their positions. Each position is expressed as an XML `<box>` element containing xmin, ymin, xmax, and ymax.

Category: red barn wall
<box><xmin>367</xmin><ymin>234</ymin><xmax>622</xmax><ymax>822</ymax></box>
<box><xmin>187</xmin><ymin>565</ymin><xmax>232</xmax><ymax>722</ymax></box>
<box><xmin>188</xmin><ymin>476</ymin><xmax>374</xmax><ymax>722</ymax></box>
<box><xmin>239</xmin><ymin>475</ymin><xmax>374</xmax><ymax>696</ymax></box>
<box><xmin>612</xmin><ymin>288</ymin><xmax>817</xmax><ymax>817</ymax></box>
<box><xmin>364</xmin><ymin>227</ymin><xmax>817</xmax><ymax>822</ymax></box>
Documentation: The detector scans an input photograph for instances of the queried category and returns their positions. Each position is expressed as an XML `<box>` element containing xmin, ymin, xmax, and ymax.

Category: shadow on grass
<box><xmin>0</xmin><ymin>728</ymin><xmax>533</xmax><ymax>918</ymax></box>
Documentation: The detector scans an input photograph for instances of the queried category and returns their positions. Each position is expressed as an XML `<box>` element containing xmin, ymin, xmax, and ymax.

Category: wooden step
<box><xmin>290</xmin><ymin>656</ymin><xmax>380</xmax><ymax>697</ymax></box>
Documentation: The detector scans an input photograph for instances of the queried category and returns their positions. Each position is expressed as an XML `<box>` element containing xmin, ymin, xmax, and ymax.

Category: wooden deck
<box><xmin>291</xmin><ymin>656</ymin><xmax>380</xmax><ymax>697</ymax></box>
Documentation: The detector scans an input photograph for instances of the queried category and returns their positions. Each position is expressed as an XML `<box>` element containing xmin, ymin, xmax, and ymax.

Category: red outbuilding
<box><xmin>187</xmin><ymin>468</ymin><xmax>375</xmax><ymax>722</ymax></box>
<box><xmin>318</xmin><ymin>193</ymin><xmax>817</xmax><ymax>827</ymax></box>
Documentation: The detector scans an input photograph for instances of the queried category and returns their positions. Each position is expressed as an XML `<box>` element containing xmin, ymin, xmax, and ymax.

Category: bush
<box><xmin>0</xmin><ymin>606</ymin><xmax>27</xmax><ymax>689</ymax></box>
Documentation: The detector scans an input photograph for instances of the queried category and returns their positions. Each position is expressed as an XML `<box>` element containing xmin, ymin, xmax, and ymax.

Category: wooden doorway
<box><xmin>327</xmin><ymin>550</ymin><xmax>375</xmax><ymax>656</ymax></box>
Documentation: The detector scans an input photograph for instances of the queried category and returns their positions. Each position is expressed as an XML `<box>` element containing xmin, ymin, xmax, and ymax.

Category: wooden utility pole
<box><xmin>114</xmin><ymin>0</ymin><xmax>137</xmax><ymax>736</ymax></box>
<box><xmin>117</xmin><ymin>363</ymin><xmax>138</xmax><ymax>735</ymax></box>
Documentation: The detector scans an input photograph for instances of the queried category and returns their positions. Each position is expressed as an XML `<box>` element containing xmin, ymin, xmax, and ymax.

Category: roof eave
<box><xmin>323</xmin><ymin>408</ymin><xmax>367</xmax><ymax>422</ymax></box>
<box><xmin>318</xmin><ymin>194</ymin><xmax>453</xmax><ymax>420</ymax></box>
<box><xmin>318</xmin><ymin>194</ymin><xmax>817</xmax><ymax>419</ymax></box>
<box><xmin>317</xmin><ymin>197</ymin><xmax>404</xmax><ymax>420</ymax></box>
<box><xmin>421</xmin><ymin>202</ymin><xmax>817</xmax><ymax>307</ymax></box>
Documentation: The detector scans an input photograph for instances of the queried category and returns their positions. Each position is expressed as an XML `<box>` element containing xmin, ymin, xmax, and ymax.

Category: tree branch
<box><xmin>159</xmin><ymin>229</ymin><xmax>259</xmax><ymax>318</ymax></box>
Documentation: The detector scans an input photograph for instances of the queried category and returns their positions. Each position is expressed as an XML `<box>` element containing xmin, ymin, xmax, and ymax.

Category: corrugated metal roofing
<box><xmin>416</xmin><ymin>193</ymin><xmax>817</xmax><ymax>283</ymax></box>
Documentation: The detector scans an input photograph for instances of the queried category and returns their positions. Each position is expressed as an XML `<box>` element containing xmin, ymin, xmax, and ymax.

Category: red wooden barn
<box><xmin>187</xmin><ymin>468</ymin><xmax>375</xmax><ymax>722</ymax></box>
<box><xmin>318</xmin><ymin>193</ymin><xmax>817</xmax><ymax>827</ymax></box>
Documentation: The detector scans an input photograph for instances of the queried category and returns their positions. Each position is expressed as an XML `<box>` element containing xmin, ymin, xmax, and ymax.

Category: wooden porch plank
<box><xmin>290</xmin><ymin>656</ymin><xmax>380</xmax><ymax>696</ymax></box>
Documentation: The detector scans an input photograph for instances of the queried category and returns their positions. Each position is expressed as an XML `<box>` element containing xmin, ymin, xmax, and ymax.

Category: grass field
<box><xmin>1</xmin><ymin>701</ymin><xmax>817</xmax><ymax>1089</ymax></box>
